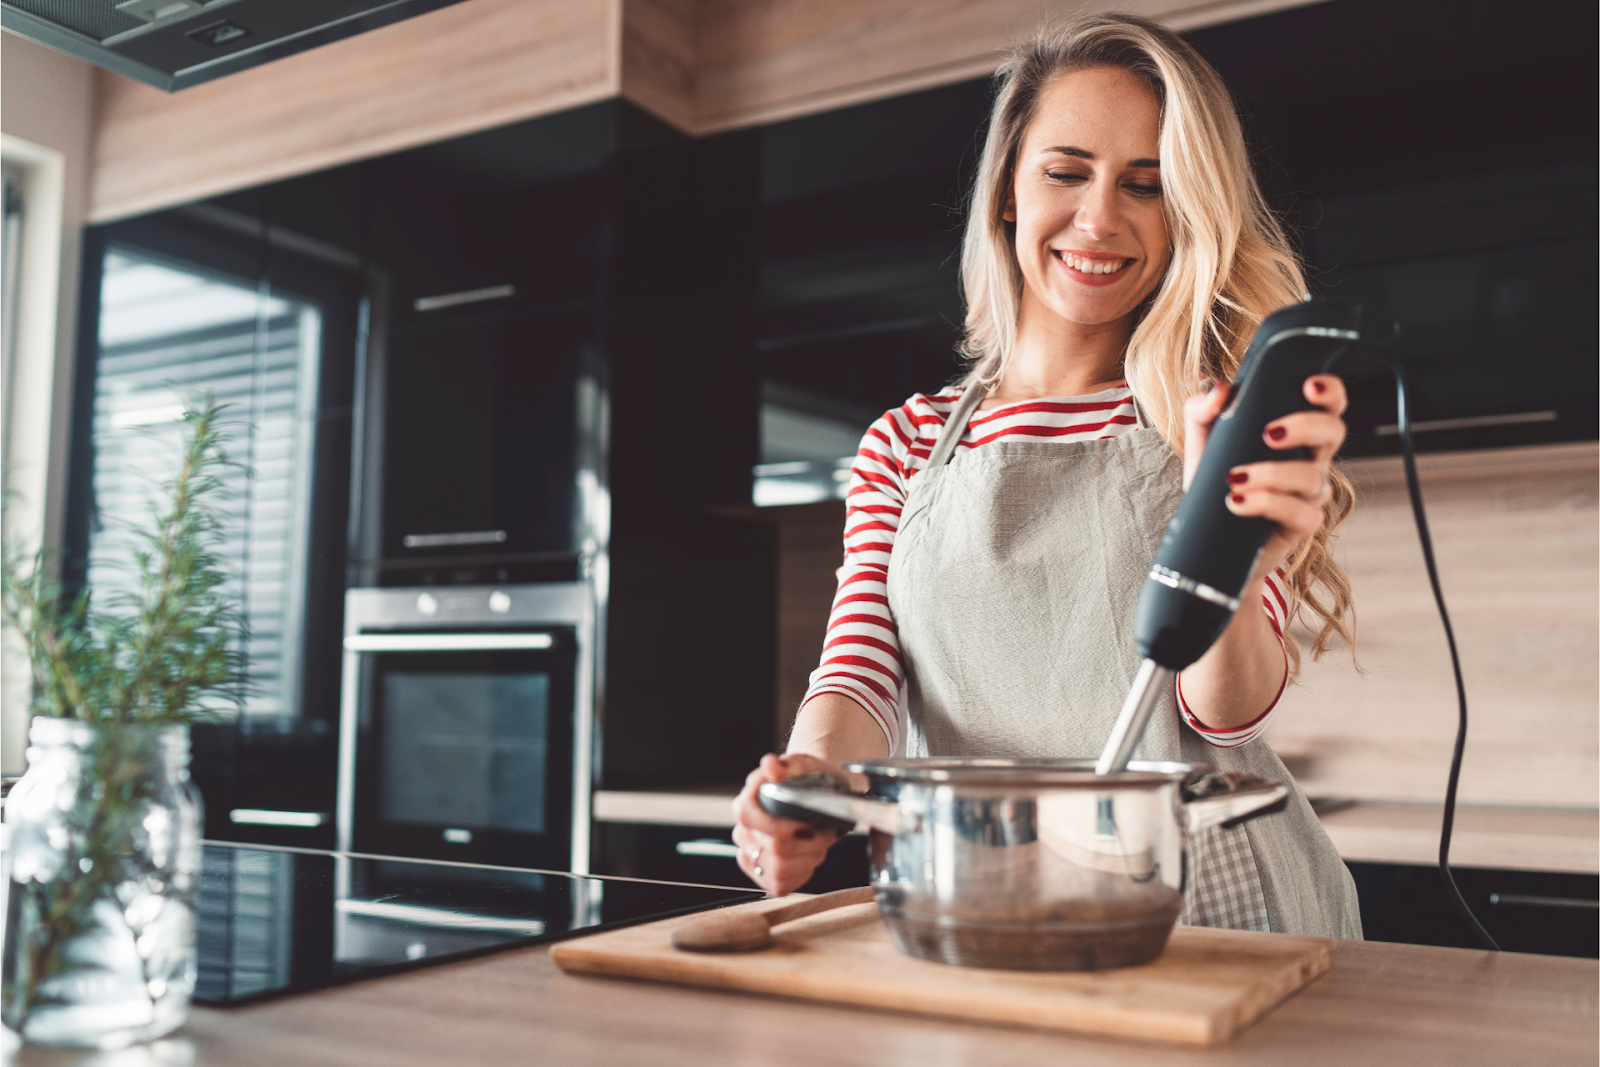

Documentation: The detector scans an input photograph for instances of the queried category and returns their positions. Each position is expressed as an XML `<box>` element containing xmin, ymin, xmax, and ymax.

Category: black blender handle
<box><xmin>1134</xmin><ymin>300</ymin><xmax>1380</xmax><ymax>670</ymax></box>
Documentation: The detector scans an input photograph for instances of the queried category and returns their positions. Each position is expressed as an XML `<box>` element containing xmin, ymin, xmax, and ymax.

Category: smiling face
<box><xmin>1005</xmin><ymin>66</ymin><xmax>1173</xmax><ymax>334</ymax></box>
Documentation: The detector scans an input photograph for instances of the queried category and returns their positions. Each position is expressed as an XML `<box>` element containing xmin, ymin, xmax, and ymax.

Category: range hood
<box><xmin>2</xmin><ymin>0</ymin><xmax>470</xmax><ymax>91</ymax></box>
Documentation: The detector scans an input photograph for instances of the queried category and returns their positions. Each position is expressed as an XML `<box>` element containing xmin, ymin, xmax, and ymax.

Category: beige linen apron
<box><xmin>884</xmin><ymin>386</ymin><xmax>1361</xmax><ymax>938</ymax></box>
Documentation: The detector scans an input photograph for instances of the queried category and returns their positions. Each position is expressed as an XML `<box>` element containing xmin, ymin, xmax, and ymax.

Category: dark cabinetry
<box><xmin>72</xmin><ymin>102</ymin><xmax>776</xmax><ymax>860</ymax></box>
<box><xmin>750</xmin><ymin>0</ymin><xmax>1598</xmax><ymax>463</ymax></box>
<box><xmin>1349</xmin><ymin>862</ymin><xmax>1598</xmax><ymax>959</ymax></box>
<box><xmin>756</xmin><ymin>82</ymin><xmax>985</xmax><ymax>437</ymax></box>
<box><xmin>366</xmin><ymin>109</ymin><xmax>608</xmax><ymax>328</ymax></box>
<box><xmin>598</xmin><ymin>823</ymin><xmax>870</xmax><ymax>894</ymax></box>
<box><xmin>355</xmin><ymin>105</ymin><xmax>777</xmax><ymax>794</ymax></box>
<box><xmin>1188</xmin><ymin>0</ymin><xmax>1598</xmax><ymax>454</ymax></box>
<box><xmin>378</xmin><ymin>307</ymin><xmax>588</xmax><ymax>571</ymax></box>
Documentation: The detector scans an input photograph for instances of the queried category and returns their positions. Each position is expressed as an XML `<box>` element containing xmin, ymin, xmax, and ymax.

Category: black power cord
<box><xmin>1355</xmin><ymin>347</ymin><xmax>1500</xmax><ymax>952</ymax></box>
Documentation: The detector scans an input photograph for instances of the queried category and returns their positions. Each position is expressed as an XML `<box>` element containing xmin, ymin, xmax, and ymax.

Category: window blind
<box><xmin>87</xmin><ymin>245</ymin><xmax>321</xmax><ymax>720</ymax></box>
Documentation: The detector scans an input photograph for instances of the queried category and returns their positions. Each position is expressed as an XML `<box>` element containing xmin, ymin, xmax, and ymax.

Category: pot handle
<box><xmin>757</xmin><ymin>773</ymin><xmax>908</xmax><ymax>835</ymax></box>
<box><xmin>1181</xmin><ymin>772</ymin><xmax>1290</xmax><ymax>834</ymax></box>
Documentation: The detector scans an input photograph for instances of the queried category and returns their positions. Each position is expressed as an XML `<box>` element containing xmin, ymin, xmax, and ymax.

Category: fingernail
<box><xmin>776</xmin><ymin>756</ymin><xmax>789</xmax><ymax>768</ymax></box>
<box><xmin>1228</xmin><ymin>471</ymin><xmax>1248</xmax><ymax>485</ymax></box>
<box><xmin>1311</xmin><ymin>380</ymin><xmax>1327</xmax><ymax>395</ymax></box>
<box><xmin>1267</xmin><ymin>426</ymin><xmax>1287</xmax><ymax>441</ymax></box>
<box><xmin>1231</xmin><ymin>493</ymin><xmax>1246</xmax><ymax>505</ymax></box>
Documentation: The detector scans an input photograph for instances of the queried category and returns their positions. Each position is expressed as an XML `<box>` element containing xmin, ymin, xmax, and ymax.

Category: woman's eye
<box><xmin>1044</xmin><ymin>170</ymin><xmax>1087</xmax><ymax>183</ymax></box>
<box><xmin>1125</xmin><ymin>183</ymin><xmax>1163</xmax><ymax>198</ymax></box>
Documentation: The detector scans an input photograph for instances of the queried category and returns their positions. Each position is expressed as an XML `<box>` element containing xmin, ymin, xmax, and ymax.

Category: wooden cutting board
<box><xmin>552</xmin><ymin>899</ymin><xmax>1335</xmax><ymax>1046</ymax></box>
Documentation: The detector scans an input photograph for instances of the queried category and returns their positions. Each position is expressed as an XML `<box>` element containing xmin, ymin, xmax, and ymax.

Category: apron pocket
<box><xmin>1178</xmin><ymin>824</ymin><xmax>1271</xmax><ymax>933</ymax></box>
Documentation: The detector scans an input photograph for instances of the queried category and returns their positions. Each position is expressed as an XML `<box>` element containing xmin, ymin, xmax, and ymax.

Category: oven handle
<box><xmin>344</xmin><ymin>633</ymin><xmax>555</xmax><ymax>652</ymax></box>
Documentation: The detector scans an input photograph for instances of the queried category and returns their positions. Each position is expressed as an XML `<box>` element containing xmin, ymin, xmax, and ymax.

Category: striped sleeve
<box><xmin>796</xmin><ymin>395</ymin><xmax>955</xmax><ymax>751</ymax></box>
<box><xmin>1175</xmin><ymin>568</ymin><xmax>1291</xmax><ymax>747</ymax></box>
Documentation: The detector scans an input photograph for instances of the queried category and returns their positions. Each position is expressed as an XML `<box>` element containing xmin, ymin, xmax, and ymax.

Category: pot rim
<box><xmin>844</xmin><ymin>757</ymin><xmax>1209</xmax><ymax>788</ymax></box>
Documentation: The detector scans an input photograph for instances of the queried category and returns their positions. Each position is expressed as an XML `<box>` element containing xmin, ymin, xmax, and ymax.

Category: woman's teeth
<box><xmin>1061</xmin><ymin>253</ymin><xmax>1129</xmax><ymax>275</ymax></box>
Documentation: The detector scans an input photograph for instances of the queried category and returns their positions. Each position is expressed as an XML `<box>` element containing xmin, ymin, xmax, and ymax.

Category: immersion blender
<box><xmin>1095</xmin><ymin>300</ymin><xmax>1373</xmax><ymax>775</ymax></box>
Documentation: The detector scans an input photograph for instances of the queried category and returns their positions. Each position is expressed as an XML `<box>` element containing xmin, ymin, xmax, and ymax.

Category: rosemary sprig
<box><xmin>1</xmin><ymin>396</ymin><xmax>247</xmax><ymax>1037</ymax></box>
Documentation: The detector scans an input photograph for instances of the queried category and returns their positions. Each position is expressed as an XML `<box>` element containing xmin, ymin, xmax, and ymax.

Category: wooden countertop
<box><xmin>594</xmin><ymin>789</ymin><xmax>1600</xmax><ymax>874</ymax></box>
<box><xmin>15</xmin><ymin>936</ymin><xmax>1595</xmax><ymax>1067</ymax></box>
<box><xmin>1320</xmin><ymin>802</ymin><xmax>1599</xmax><ymax>874</ymax></box>
<box><xmin>594</xmin><ymin>786</ymin><xmax>740</xmax><ymax>827</ymax></box>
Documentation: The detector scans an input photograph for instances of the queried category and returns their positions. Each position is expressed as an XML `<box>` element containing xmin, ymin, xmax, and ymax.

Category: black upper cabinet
<box><xmin>367</xmin><ymin>105</ymin><xmax>610</xmax><ymax>329</ymax></box>
<box><xmin>352</xmin><ymin>106</ymin><xmax>613</xmax><ymax>586</ymax></box>
<box><xmin>1186</xmin><ymin>0</ymin><xmax>1598</xmax><ymax>455</ymax></box>
<box><xmin>379</xmin><ymin>306</ymin><xmax>587</xmax><ymax>565</ymax></box>
<box><xmin>367</xmin><ymin>168</ymin><xmax>604</xmax><ymax>326</ymax></box>
<box><xmin>756</xmin><ymin>81</ymin><xmax>988</xmax><ymax>420</ymax></box>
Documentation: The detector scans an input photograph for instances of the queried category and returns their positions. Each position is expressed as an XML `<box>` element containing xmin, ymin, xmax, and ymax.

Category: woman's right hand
<box><xmin>730</xmin><ymin>752</ymin><xmax>849</xmax><ymax>896</ymax></box>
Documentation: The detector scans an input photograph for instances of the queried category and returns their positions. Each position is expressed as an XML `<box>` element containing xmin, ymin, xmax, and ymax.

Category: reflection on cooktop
<box><xmin>196</xmin><ymin>842</ymin><xmax>760</xmax><ymax>1004</ymax></box>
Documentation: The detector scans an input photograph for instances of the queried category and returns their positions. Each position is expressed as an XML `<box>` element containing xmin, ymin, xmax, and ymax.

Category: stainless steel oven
<box><xmin>336</xmin><ymin>583</ymin><xmax>594</xmax><ymax>872</ymax></box>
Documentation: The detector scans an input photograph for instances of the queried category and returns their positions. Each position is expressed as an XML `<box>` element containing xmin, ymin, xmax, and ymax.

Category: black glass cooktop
<box><xmin>195</xmin><ymin>842</ymin><xmax>761</xmax><ymax>1004</ymax></box>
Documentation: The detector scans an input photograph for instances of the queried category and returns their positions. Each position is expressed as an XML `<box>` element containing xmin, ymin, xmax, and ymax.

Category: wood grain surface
<box><xmin>1266</xmin><ymin>442</ymin><xmax>1598</xmax><ymax>808</ymax></box>
<box><xmin>691</xmin><ymin>0</ymin><xmax>1330</xmax><ymax>132</ymax></box>
<box><xmin>90</xmin><ymin>0</ymin><xmax>618</xmax><ymax>221</ymax></box>
<box><xmin>551</xmin><ymin>899</ymin><xmax>1335</xmax><ymax>1046</ymax></box>
<box><xmin>621</xmin><ymin>0</ymin><xmax>699</xmax><ymax>130</ymax></box>
<box><xmin>1319</xmin><ymin>801</ymin><xmax>1599</xmax><ymax>874</ymax></box>
<box><xmin>17</xmin><ymin>936</ymin><xmax>1594</xmax><ymax>1067</ymax></box>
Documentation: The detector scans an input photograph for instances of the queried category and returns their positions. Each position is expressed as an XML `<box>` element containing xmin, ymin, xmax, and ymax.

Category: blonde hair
<box><xmin>959</xmin><ymin>13</ymin><xmax>1354</xmax><ymax>667</ymax></box>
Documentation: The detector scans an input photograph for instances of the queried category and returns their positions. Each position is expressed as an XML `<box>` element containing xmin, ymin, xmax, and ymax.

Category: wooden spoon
<box><xmin>671</xmin><ymin>886</ymin><xmax>876</xmax><ymax>952</ymax></box>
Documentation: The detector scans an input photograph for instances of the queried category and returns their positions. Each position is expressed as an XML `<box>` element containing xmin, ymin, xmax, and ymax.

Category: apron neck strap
<box><xmin>927</xmin><ymin>386</ymin><xmax>987</xmax><ymax>468</ymax></box>
<box><xmin>928</xmin><ymin>384</ymin><xmax>1147</xmax><ymax>467</ymax></box>
<box><xmin>1130</xmin><ymin>391</ymin><xmax>1151</xmax><ymax>431</ymax></box>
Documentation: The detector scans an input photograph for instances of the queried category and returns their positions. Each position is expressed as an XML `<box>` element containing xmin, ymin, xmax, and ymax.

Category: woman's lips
<box><xmin>1054</xmin><ymin>250</ymin><xmax>1134</xmax><ymax>288</ymax></box>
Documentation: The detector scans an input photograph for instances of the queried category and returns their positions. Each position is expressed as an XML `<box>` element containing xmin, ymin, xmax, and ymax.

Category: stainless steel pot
<box><xmin>758</xmin><ymin>759</ymin><xmax>1288</xmax><ymax>971</ymax></box>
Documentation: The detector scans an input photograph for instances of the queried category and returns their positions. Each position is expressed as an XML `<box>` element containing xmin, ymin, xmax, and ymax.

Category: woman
<box><xmin>733</xmin><ymin>14</ymin><xmax>1361</xmax><ymax>938</ymax></box>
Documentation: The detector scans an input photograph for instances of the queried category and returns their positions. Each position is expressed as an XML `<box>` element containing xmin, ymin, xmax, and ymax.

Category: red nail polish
<box><xmin>1267</xmin><ymin>426</ymin><xmax>1287</xmax><ymax>441</ymax></box>
<box><xmin>1312</xmin><ymin>380</ymin><xmax>1327</xmax><ymax>394</ymax></box>
<box><xmin>1228</xmin><ymin>471</ymin><xmax>1248</xmax><ymax>485</ymax></box>
<box><xmin>1231</xmin><ymin>493</ymin><xmax>1245</xmax><ymax>504</ymax></box>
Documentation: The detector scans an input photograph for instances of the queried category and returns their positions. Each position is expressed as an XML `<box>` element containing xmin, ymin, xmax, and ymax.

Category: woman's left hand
<box><xmin>1183</xmin><ymin>374</ymin><xmax>1347</xmax><ymax>576</ymax></box>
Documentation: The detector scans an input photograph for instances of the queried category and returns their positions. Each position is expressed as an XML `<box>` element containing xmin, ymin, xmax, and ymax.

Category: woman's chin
<box><xmin>1042</xmin><ymin>295</ymin><xmax>1145</xmax><ymax>330</ymax></box>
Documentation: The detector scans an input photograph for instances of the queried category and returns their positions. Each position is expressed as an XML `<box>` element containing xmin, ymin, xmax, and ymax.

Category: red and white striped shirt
<box><xmin>802</xmin><ymin>384</ymin><xmax>1290</xmax><ymax>753</ymax></box>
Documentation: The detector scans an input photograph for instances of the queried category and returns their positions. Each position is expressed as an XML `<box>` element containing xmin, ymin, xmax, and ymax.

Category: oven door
<box><xmin>347</xmin><ymin>628</ymin><xmax>575</xmax><ymax>869</ymax></box>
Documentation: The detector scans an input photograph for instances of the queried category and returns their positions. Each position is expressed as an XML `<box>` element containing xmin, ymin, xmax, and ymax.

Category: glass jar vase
<box><xmin>2</xmin><ymin>717</ymin><xmax>202</xmax><ymax>1048</ymax></box>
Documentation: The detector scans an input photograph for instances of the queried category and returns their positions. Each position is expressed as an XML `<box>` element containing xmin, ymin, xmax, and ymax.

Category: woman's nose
<box><xmin>1073</xmin><ymin>178</ymin><xmax>1124</xmax><ymax>240</ymax></box>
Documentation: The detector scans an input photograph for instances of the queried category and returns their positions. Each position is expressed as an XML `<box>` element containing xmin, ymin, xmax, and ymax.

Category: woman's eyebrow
<box><xmin>1044</xmin><ymin>146</ymin><xmax>1160</xmax><ymax>168</ymax></box>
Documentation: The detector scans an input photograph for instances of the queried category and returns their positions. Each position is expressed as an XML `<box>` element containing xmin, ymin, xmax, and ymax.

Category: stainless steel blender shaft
<box><xmin>1095</xmin><ymin>658</ymin><xmax>1175</xmax><ymax>775</ymax></box>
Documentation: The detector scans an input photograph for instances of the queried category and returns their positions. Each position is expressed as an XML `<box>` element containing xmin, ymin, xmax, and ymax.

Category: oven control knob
<box><xmin>416</xmin><ymin>592</ymin><xmax>438</xmax><ymax>616</ymax></box>
<box><xmin>488</xmin><ymin>591</ymin><xmax>512</xmax><ymax>615</ymax></box>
